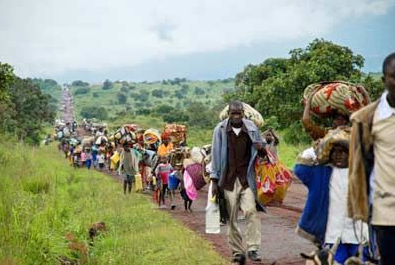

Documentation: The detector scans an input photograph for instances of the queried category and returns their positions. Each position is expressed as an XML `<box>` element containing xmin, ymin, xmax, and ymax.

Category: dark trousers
<box><xmin>373</xmin><ymin>225</ymin><xmax>395</xmax><ymax>265</ymax></box>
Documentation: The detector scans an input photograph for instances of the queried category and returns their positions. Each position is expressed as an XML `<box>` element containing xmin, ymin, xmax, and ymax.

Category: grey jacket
<box><xmin>210</xmin><ymin>118</ymin><xmax>266</xmax><ymax>208</ymax></box>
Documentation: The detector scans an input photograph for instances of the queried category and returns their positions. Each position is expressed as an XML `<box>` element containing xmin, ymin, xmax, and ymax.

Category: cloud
<box><xmin>0</xmin><ymin>0</ymin><xmax>393</xmax><ymax>78</ymax></box>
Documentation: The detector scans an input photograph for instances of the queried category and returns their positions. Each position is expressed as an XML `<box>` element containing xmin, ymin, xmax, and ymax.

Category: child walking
<box><xmin>155</xmin><ymin>156</ymin><xmax>173</xmax><ymax>208</ymax></box>
<box><xmin>294</xmin><ymin>128</ymin><xmax>369</xmax><ymax>265</ymax></box>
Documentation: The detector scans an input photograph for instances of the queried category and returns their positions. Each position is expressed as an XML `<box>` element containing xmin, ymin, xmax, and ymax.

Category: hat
<box><xmin>314</xmin><ymin>127</ymin><xmax>350</xmax><ymax>164</ymax></box>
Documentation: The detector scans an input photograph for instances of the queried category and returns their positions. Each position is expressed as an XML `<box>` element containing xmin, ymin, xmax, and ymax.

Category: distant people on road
<box><xmin>210</xmin><ymin>100</ymin><xmax>266</xmax><ymax>265</ymax></box>
<box><xmin>348</xmin><ymin>52</ymin><xmax>395</xmax><ymax>265</ymax></box>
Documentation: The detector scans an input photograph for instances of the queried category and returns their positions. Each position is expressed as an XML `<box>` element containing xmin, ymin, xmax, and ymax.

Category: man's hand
<box><xmin>253</xmin><ymin>142</ymin><xmax>264</xmax><ymax>151</ymax></box>
<box><xmin>210</xmin><ymin>180</ymin><xmax>219</xmax><ymax>198</ymax></box>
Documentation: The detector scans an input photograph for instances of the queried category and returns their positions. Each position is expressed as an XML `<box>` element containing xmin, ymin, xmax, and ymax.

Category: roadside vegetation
<box><xmin>0</xmin><ymin>137</ymin><xmax>226</xmax><ymax>265</ymax></box>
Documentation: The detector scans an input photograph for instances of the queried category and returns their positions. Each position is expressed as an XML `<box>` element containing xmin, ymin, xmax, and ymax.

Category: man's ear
<box><xmin>382</xmin><ymin>75</ymin><xmax>385</xmax><ymax>83</ymax></box>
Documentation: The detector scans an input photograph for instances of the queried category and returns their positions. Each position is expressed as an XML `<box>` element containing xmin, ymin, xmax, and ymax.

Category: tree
<box><xmin>4</xmin><ymin>78</ymin><xmax>55</xmax><ymax>144</ymax></box>
<box><xmin>73</xmin><ymin>87</ymin><xmax>90</xmax><ymax>95</ymax></box>
<box><xmin>227</xmin><ymin>39</ymin><xmax>366</xmax><ymax>143</ymax></box>
<box><xmin>72</xmin><ymin>80</ymin><xmax>89</xmax><ymax>87</ymax></box>
<box><xmin>194</xmin><ymin>87</ymin><xmax>205</xmax><ymax>95</ymax></box>
<box><xmin>0</xmin><ymin>62</ymin><xmax>16</xmax><ymax>131</ymax></box>
<box><xmin>174</xmin><ymin>89</ymin><xmax>185</xmax><ymax>99</ymax></box>
<box><xmin>151</xmin><ymin>89</ymin><xmax>164</xmax><ymax>98</ymax></box>
<box><xmin>80</xmin><ymin>106</ymin><xmax>108</xmax><ymax>120</ymax></box>
<box><xmin>120</xmin><ymin>86</ymin><xmax>129</xmax><ymax>93</ymax></box>
<box><xmin>117</xmin><ymin>92</ymin><xmax>127</xmax><ymax>104</ymax></box>
<box><xmin>102</xmin><ymin>79</ymin><xmax>112</xmax><ymax>90</ymax></box>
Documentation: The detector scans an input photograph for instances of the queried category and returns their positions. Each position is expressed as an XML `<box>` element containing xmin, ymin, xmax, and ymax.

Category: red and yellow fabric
<box><xmin>254</xmin><ymin>151</ymin><xmax>293</xmax><ymax>205</ymax></box>
<box><xmin>303</xmin><ymin>81</ymin><xmax>371</xmax><ymax>117</ymax></box>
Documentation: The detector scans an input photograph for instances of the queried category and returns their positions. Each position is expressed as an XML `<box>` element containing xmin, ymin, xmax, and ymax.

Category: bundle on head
<box><xmin>303</xmin><ymin>81</ymin><xmax>370</xmax><ymax>118</ymax></box>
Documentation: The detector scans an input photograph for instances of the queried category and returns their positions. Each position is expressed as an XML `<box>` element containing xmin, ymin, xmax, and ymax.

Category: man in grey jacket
<box><xmin>210</xmin><ymin>101</ymin><xmax>266</xmax><ymax>265</ymax></box>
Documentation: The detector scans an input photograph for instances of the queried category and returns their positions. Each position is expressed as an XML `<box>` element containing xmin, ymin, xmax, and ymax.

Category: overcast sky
<box><xmin>1</xmin><ymin>0</ymin><xmax>394</xmax><ymax>83</ymax></box>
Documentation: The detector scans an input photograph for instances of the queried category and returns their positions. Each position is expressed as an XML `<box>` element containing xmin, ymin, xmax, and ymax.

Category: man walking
<box><xmin>210</xmin><ymin>101</ymin><xmax>266</xmax><ymax>265</ymax></box>
<box><xmin>348</xmin><ymin>52</ymin><xmax>395</xmax><ymax>265</ymax></box>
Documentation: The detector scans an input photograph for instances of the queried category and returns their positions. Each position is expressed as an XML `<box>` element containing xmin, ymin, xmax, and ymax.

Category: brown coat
<box><xmin>347</xmin><ymin>100</ymin><xmax>380</xmax><ymax>222</ymax></box>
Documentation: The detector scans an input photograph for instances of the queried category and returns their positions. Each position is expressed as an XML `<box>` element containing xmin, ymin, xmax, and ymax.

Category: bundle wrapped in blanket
<box><xmin>114</xmin><ymin>124</ymin><xmax>137</xmax><ymax>145</ymax></box>
<box><xmin>219</xmin><ymin>102</ymin><xmax>264</xmax><ymax>127</ymax></box>
<box><xmin>303</xmin><ymin>81</ymin><xmax>370</xmax><ymax>117</ymax></box>
<box><xmin>163</xmin><ymin>124</ymin><xmax>187</xmax><ymax>145</ymax></box>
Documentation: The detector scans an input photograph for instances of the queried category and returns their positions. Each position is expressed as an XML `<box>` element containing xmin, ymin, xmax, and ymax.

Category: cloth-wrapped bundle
<box><xmin>303</xmin><ymin>81</ymin><xmax>370</xmax><ymax>117</ymax></box>
<box><xmin>143</xmin><ymin>129</ymin><xmax>161</xmax><ymax>145</ymax></box>
<box><xmin>114</xmin><ymin>125</ymin><xmax>137</xmax><ymax>145</ymax></box>
<box><xmin>163</xmin><ymin>124</ymin><xmax>187</xmax><ymax>145</ymax></box>
<box><xmin>219</xmin><ymin>102</ymin><xmax>264</xmax><ymax>127</ymax></box>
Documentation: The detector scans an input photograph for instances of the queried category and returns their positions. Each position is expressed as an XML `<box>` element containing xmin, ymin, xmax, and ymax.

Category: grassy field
<box><xmin>0</xmin><ymin>136</ymin><xmax>226</xmax><ymax>265</ymax></box>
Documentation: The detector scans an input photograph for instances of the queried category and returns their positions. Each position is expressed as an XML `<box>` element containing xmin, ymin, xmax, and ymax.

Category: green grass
<box><xmin>0</xmin><ymin>137</ymin><xmax>226</xmax><ymax>265</ymax></box>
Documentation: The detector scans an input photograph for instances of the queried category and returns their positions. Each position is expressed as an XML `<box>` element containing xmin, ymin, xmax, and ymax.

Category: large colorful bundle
<box><xmin>303</xmin><ymin>81</ymin><xmax>370</xmax><ymax>117</ymax></box>
<box><xmin>219</xmin><ymin>102</ymin><xmax>264</xmax><ymax>127</ymax></box>
<box><xmin>114</xmin><ymin>125</ymin><xmax>137</xmax><ymax>145</ymax></box>
<box><xmin>254</xmin><ymin>152</ymin><xmax>293</xmax><ymax>205</ymax></box>
<box><xmin>143</xmin><ymin>129</ymin><xmax>161</xmax><ymax>145</ymax></box>
<box><xmin>163</xmin><ymin>124</ymin><xmax>187</xmax><ymax>145</ymax></box>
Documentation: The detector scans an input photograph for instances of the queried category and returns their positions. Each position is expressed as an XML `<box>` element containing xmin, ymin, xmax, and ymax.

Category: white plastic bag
<box><xmin>205</xmin><ymin>182</ymin><xmax>220</xmax><ymax>234</ymax></box>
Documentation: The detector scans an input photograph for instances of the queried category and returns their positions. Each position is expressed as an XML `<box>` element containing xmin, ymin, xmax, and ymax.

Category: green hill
<box><xmin>71</xmin><ymin>78</ymin><xmax>235</xmax><ymax>121</ymax></box>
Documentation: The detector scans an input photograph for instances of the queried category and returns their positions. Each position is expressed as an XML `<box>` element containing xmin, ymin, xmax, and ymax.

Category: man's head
<box><xmin>330</xmin><ymin>142</ymin><xmax>349</xmax><ymax>168</ymax></box>
<box><xmin>228</xmin><ymin>101</ymin><xmax>244</xmax><ymax>128</ymax></box>
<box><xmin>382</xmin><ymin>52</ymin><xmax>395</xmax><ymax>103</ymax></box>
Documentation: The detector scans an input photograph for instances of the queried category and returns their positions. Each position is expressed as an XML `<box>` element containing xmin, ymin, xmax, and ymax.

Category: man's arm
<box><xmin>210</xmin><ymin>125</ymin><xmax>221</xmax><ymax>197</ymax></box>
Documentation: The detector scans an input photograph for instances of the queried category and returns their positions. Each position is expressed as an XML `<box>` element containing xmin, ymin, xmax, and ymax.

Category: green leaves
<box><xmin>230</xmin><ymin>39</ymin><xmax>368</xmax><ymax>143</ymax></box>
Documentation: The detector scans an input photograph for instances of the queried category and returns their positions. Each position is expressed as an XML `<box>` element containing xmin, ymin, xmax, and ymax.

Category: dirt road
<box><xmin>165</xmin><ymin>180</ymin><xmax>313</xmax><ymax>265</ymax></box>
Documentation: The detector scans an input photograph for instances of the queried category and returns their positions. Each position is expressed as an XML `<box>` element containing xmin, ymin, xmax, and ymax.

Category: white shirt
<box><xmin>232</xmin><ymin>127</ymin><xmax>241</xmax><ymax>136</ymax></box>
<box><xmin>369</xmin><ymin>90</ymin><xmax>395</xmax><ymax>203</ymax></box>
<box><xmin>325</xmin><ymin>167</ymin><xmax>369</xmax><ymax>244</ymax></box>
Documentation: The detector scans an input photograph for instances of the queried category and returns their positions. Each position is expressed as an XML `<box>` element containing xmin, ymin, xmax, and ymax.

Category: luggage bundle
<box><xmin>254</xmin><ymin>149</ymin><xmax>293</xmax><ymax>205</ymax></box>
<box><xmin>81</xmin><ymin>136</ymin><xmax>95</xmax><ymax>147</ymax></box>
<box><xmin>219</xmin><ymin>102</ymin><xmax>264</xmax><ymax>127</ymax></box>
<box><xmin>95</xmin><ymin>135</ymin><xmax>108</xmax><ymax>146</ymax></box>
<box><xmin>143</xmin><ymin>129</ymin><xmax>161</xmax><ymax>145</ymax></box>
<box><xmin>303</xmin><ymin>81</ymin><xmax>370</xmax><ymax>117</ymax></box>
<box><xmin>163</xmin><ymin>124</ymin><xmax>187</xmax><ymax>145</ymax></box>
<box><xmin>114</xmin><ymin>124</ymin><xmax>138</xmax><ymax>145</ymax></box>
